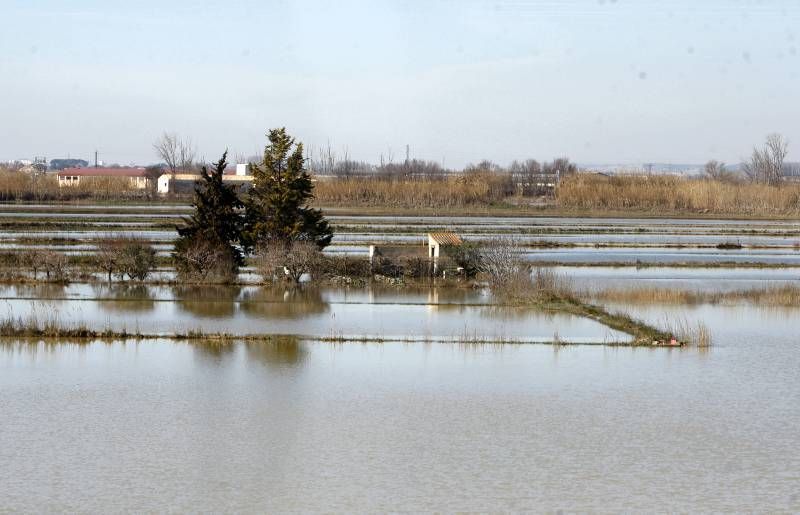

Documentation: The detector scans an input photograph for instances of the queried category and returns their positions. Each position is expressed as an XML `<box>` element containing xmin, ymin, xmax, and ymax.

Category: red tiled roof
<box><xmin>57</xmin><ymin>167</ymin><xmax>148</xmax><ymax>178</ymax></box>
<box><xmin>429</xmin><ymin>232</ymin><xmax>463</xmax><ymax>245</ymax></box>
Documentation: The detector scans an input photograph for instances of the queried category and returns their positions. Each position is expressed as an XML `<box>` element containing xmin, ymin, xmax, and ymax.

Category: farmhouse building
<box><xmin>369</xmin><ymin>232</ymin><xmax>464</xmax><ymax>274</ymax></box>
<box><xmin>157</xmin><ymin>172</ymin><xmax>254</xmax><ymax>194</ymax></box>
<box><xmin>57</xmin><ymin>167</ymin><xmax>151</xmax><ymax>189</ymax></box>
<box><xmin>427</xmin><ymin>232</ymin><xmax>463</xmax><ymax>258</ymax></box>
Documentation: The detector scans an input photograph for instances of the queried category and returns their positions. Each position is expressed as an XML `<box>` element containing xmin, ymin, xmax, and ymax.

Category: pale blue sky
<box><xmin>1</xmin><ymin>0</ymin><xmax>799</xmax><ymax>166</ymax></box>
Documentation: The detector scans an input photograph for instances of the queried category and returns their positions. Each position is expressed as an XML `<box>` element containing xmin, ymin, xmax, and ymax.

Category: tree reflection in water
<box><xmin>245</xmin><ymin>336</ymin><xmax>307</xmax><ymax>368</ymax></box>
<box><xmin>172</xmin><ymin>285</ymin><xmax>242</xmax><ymax>318</ymax></box>
<box><xmin>190</xmin><ymin>336</ymin><xmax>308</xmax><ymax>369</ymax></box>
<box><xmin>93</xmin><ymin>284</ymin><xmax>156</xmax><ymax>313</ymax></box>
<box><xmin>8</xmin><ymin>283</ymin><xmax>68</xmax><ymax>300</ymax></box>
<box><xmin>239</xmin><ymin>286</ymin><xmax>329</xmax><ymax>320</ymax></box>
<box><xmin>191</xmin><ymin>339</ymin><xmax>237</xmax><ymax>361</ymax></box>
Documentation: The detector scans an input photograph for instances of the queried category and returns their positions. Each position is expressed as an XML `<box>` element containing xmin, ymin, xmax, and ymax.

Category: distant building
<box><xmin>50</xmin><ymin>158</ymin><xmax>89</xmax><ymax>170</ymax></box>
<box><xmin>157</xmin><ymin>169</ymin><xmax>254</xmax><ymax>194</ymax></box>
<box><xmin>57</xmin><ymin>167</ymin><xmax>151</xmax><ymax>189</ymax></box>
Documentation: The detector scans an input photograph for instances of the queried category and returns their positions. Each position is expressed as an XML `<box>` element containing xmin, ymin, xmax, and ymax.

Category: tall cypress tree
<box><xmin>174</xmin><ymin>151</ymin><xmax>244</xmax><ymax>280</ymax></box>
<box><xmin>242</xmin><ymin>128</ymin><xmax>332</xmax><ymax>251</ymax></box>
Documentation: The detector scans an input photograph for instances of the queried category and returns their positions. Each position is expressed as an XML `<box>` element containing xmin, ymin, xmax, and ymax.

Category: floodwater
<box><xmin>0</xmin><ymin>283</ymin><xmax>623</xmax><ymax>343</ymax></box>
<box><xmin>3</xmin><ymin>209</ymin><xmax>800</xmax><ymax>265</ymax></box>
<box><xmin>2</xmin><ymin>206</ymin><xmax>800</xmax><ymax>510</ymax></box>
<box><xmin>2</xmin><ymin>301</ymin><xmax>799</xmax><ymax>511</ymax></box>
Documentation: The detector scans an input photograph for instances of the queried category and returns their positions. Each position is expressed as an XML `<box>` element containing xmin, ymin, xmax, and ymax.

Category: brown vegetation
<box><xmin>312</xmin><ymin>173</ymin><xmax>516</xmax><ymax>208</ymax></box>
<box><xmin>588</xmin><ymin>284</ymin><xmax>800</xmax><ymax>306</ymax></box>
<box><xmin>256</xmin><ymin>241</ymin><xmax>326</xmax><ymax>283</ymax></box>
<box><xmin>0</xmin><ymin>168</ymin><xmax>146</xmax><ymax>201</ymax></box>
<box><xmin>556</xmin><ymin>173</ymin><xmax>800</xmax><ymax>216</ymax></box>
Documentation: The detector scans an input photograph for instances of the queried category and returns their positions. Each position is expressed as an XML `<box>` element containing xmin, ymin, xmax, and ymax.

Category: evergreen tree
<box><xmin>243</xmin><ymin>128</ymin><xmax>332</xmax><ymax>250</ymax></box>
<box><xmin>174</xmin><ymin>151</ymin><xmax>243</xmax><ymax>281</ymax></box>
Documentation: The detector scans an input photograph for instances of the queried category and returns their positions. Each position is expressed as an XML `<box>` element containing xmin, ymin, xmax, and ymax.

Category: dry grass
<box><xmin>0</xmin><ymin>169</ymin><xmax>145</xmax><ymax>201</ymax></box>
<box><xmin>557</xmin><ymin>173</ymin><xmax>800</xmax><ymax>216</ymax></box>
<box><xmin>313</xmin><ymin>173</ymin><xmax>514</xmax><ymax>208</ymax></box>
<box><xmin>661</xmin><ymin>318</ymin><xmax>712</xmax><ymax>347</ymax></box>
<box><xmin>588</xmin><ymin>284</ymin><xmax>800</xmax><ymax>306</ymax></box>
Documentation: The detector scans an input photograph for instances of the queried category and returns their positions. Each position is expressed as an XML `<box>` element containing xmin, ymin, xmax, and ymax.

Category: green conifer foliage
<box><xmin>243</xmin><ymin>128</ymin><xmax>333</xmax><ymax>250</ymax></box>
<box><xmin>174</xmin><ymin>151</ymin><xmax>244</xmax><ymax>281</ymax></box>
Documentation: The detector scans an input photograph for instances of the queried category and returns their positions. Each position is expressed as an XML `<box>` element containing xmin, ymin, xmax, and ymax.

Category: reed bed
<box><xmin>0</xmin><ymin>169</ymin><xmax>148</xmax><ymax>201</ymax></box>
<box><xmin>557</xmin><ymin>174</ymin><xmax>800</xmax><ymax>216</ymax></box>
<box><xmin>588</xmin><ymin>284</ymin><xmax>800</xmax><ymax>306</ymax></box>
<box><xmin>313</xmin><ymin>173</ymin><xmax>514</xmax><ymax>208</ymax></box>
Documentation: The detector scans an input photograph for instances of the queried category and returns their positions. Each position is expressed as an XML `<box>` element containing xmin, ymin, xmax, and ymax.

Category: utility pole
<box><xmin>94</xmin><ymin>150</ymin><xmax>99</xmax><ymax>168</ymax></box>
<box><xmin>405</xmin><ymin>144</ymin><xmax>409</xmax><ymax>165</ymax></box>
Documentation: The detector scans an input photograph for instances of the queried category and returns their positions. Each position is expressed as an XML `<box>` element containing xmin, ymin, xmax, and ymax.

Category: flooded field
<box><xmin>2</xmin><ymin>303</ymin><xmax>799</xmax><ymax>511</ymax></box>
<box><xmin>0</xmin><ymin>283</ymin><xmax>624</xmax><ymax>343</ymax></box>
<box><xmin>1</xmin><ymin>204</ymin><xmax>799</xmax><ymax>511</ymax></box>
<box><xmin>2</xmin><ymin>204</ymin><xmax>800</xmax><ymax>265</ymax></box>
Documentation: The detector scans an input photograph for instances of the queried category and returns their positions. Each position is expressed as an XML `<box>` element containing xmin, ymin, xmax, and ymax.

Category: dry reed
<box><xmin>557</xmin><ymin>173</ymin><xmax>800</xmax><ymax>216</ymax></box>
<box><xmin>313</xmin><ymin>173</ymin><xmax>514</xmax><ymax>208</ymax></box>
<box><xmin>0</xmin><ymin>169</ymin><xmax>145</xmax><ymax>201</ymax></box>
<box><xmin>588</xmin><ymin>285</ymin><xmax>800</xmax><ymax>306</ymax></box>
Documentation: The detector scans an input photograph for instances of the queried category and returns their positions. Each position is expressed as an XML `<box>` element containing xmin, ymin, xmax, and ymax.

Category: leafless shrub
<box><xmin>479</xmin><ymin>237</ymin><xmax>524</xmax><ymax>286</ymax></box>
<box><xmin>17</xmin><ymin>248</ymin><xmax>42</xmax><ymax>279</ymax></box>
<box><xmin>41</xmin><ymin>250</ymin><xmax>70</xmax><ymax>282</ymax></box>
<box><xmin>176</xmin><ymin>238</ymin><xmax>238</xmax><ymax>283</ymax></box>
<box><xmin>256</xmin><ymin>241</ymin><xmax>325</xmax><ymax>283</ymax></box>
<box><xmin>320</xmin><ymin>255</ymin><xmax>371</xmax><ymax>278</ymax></box>
<box><xmin>117</xmin><ymin>240</ymin><xmax>156</xmax><ymax>281</ymax></box>
<box><xmin>93</xmin><ymin>238</ymin><xmax>156</xmax><ymax>281</ymax></box>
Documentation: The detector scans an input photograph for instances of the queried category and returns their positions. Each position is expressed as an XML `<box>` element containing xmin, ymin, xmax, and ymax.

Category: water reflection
<box><xmin>94</xmin><ymin>284</ymin><xmax>155</xmax><ymax>313</ymax></box>
<box><xmin>240</xmin><ymin>287</ymin><xmax>329</xmax><ymax>319</ymax></box>
<box><xmin>191</xmin><ymin>339</ymin><xmax>237</xmax><ymax>361</ymax></box>
<box><xmin>245</xmin><ymin>337</ymin><xmax>307</xmax><ymax>368</ymax></box>
<box><xmin>173</xmin><ymin>285</ymin><xmax>242</xmax><ymax>318</ymax></box>
<box><xmin>4</xmin><ymin>283</ymin><xmax>68</xmax><ymax>300</ymax></box>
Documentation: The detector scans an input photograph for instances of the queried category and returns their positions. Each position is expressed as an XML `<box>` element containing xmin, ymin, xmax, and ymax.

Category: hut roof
<box><xmin>428</xmin><ymin>232</ymin><xmax>463</xmax><ymax>245</ymax></box>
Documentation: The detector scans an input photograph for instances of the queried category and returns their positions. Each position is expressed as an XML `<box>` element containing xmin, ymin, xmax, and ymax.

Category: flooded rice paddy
<box><xmin>0</xmin><ymin>283</ymin><xmax>625</xmax><ymax>343</ymax></box>
<box><xmin>1</xmin><ymin>204</ymin><xmax>799</xmax><ymax>510</ymax></box>
<box><xmin>2</xmin><ymin>204</ymin><xmax>800</xmax><ymax>265</ymax></box>
<box><xmin>2</xmin><ymin>303</ymin><xmax>799</xmax><ymax>511</ymax></box>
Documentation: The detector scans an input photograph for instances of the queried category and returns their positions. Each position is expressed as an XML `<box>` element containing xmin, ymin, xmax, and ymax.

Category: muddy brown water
<box><xmin>2</xmin><ymin>208</ymin><xmax>800</xmax><ymax>510</ymax></box>
<box><xmin>1</xmin><ymin>299</ymin><xmax>799</xmax><ymax>511</ymax></box>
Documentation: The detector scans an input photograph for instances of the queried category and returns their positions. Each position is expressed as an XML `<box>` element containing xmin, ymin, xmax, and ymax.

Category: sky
<box><xmin>1</xmin><ymin>0</ymin><xmax>799</xmax><ymax>167</ymax></box>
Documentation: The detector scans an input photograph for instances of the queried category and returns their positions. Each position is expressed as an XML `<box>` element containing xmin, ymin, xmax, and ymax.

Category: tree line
<box><xmin>705</xmin><ymin>133</ymin><xmax>796</xmax><ymax>185</ymax></box>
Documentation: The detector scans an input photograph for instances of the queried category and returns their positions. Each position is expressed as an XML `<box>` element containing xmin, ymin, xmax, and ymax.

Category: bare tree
<box><xmin>95</xmin><ymin>239</ymin><xmax>121</xmax><ymax>282</ymax></box>
<box><xmin>743</xmin><ymin>133</ymin><xmax>788</xmax><ymax>185</ymax></box>
<box><xmin>153</xmin><ymin>132</ymin><xmax>196</xmax><ymax>193</ymax></box>
<box><xmin>704</xmin><ymin>160</ymin><xmax>728</xmax><ymax>181</ymax></box>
